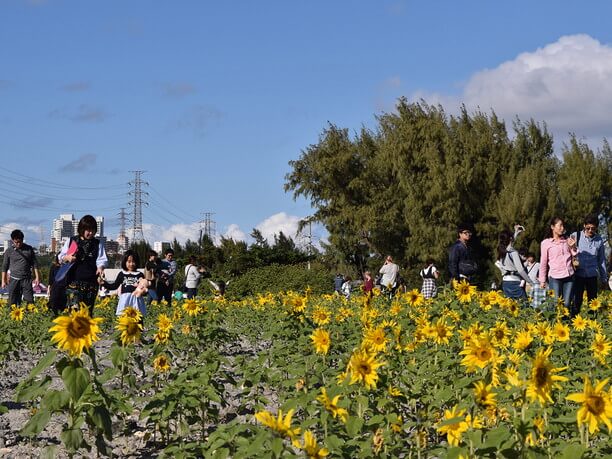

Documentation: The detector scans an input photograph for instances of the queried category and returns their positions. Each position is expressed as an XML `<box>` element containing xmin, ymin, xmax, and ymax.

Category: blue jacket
<box><xmin>572</xmin><ymin>231</ymin><xmax>608</xmax><ymax>283</ymax></box>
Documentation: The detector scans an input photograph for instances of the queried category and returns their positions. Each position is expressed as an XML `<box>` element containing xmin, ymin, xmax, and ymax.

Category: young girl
<box><xmin>539</xmin><ymin>216</ymin><xmax>577</xmax><ymax>310</ymax></box>
<box><xmin>363</xmin><ymin>271</ymin><xmax>374</xmax><ymax>296</ymax></box>
<box><xmin>419</xmin><ymin>258</ymin><xmax>439</xmax><ymax>299</ymax></box>
<box><xmin>101</xmin><ymin>250</ymin><xmax>149</xmax><ymax>316</ymax></box>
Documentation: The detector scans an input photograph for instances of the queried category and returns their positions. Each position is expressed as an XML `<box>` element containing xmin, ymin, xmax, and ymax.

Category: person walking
<box><xmin>379</xmin><ymin>255</ymin><xmax>399</xmax><ymax>297</ymax></box>
<box><xmin>158</xmin><ymin>248</ymin><xmax>177</xmax><ymax>303</ymax></box>
<box><xmin>495</xmin><ymin>228</ymin><xmax>534</xmax><ymax>300</ymax></box>
<box><xmin>419</xmin><ymin>258</ymin><xmax>439</xmax><ymax>299</ymax></box>
<box><xmin>448</xmin><ymin>223</ymin><xmax>477</xmax><ymax>283</ymax></box>
<box><xmin>538</xmin><ymin>216</ymin><xmax>577</xmax><ymax>312</ymax></box>
<box><xmin>184</xmin><ymin>256</ymin><xmax>202</xmax><ymax>299</ymax></box>
<box><xmin>58</xmin><ymin>215</ymin><xmax>107</xmax><ymax>313</ymax></box>
<box><xmin>1</xmin><ymin>229</ymin><xmax>40</xmax><ymax>306</ymax></box>
<box><xmin>570</xmin><ymin>214</ymin><xmax>608</xmax><ymax>315</ymax></box>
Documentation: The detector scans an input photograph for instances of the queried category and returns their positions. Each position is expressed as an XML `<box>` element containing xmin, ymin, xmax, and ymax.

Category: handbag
<box><xmin>458</xmin><ymin>259</ymin><xmax>478</xmax><ymax>276</ymax></box>
<box><xmin>54</xmin><ymin>262</ymin><xmax>75</xmax><ymax>283</ymax></box>
<box><xmin>54</xmin><ymin>239</ymin><xmax>78</xmax><ymax>283</ymax></box>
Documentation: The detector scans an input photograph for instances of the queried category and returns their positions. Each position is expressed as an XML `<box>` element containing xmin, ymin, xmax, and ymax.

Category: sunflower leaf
<box><xmin>62</xmin><ymin>363</ymin><xmax>90</xmax><ymax>402</ymax></box>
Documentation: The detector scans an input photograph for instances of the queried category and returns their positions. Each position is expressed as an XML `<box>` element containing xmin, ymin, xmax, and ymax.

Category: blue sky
<box><xmin>1</xmin><ymin>0</ymin><xmax>611</xmax><ymax>249</ymax></box>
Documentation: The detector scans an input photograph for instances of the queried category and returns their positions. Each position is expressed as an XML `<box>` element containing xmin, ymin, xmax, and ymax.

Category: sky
<box><xmin>1</xmin><ymin>0</ymin><xmax>612</xmax><ymax>250</ymax></box>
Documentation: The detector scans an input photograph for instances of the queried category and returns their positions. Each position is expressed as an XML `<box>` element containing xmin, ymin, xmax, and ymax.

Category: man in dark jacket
<box><xmin>448</xmin><ymin>223</ymin><xmax>477</xmax><ymax>283</ymax></box>
<box><xmin>1</xmin><ymin>229</ymin><xmax>40</xmax><ymax>305</ymax></box>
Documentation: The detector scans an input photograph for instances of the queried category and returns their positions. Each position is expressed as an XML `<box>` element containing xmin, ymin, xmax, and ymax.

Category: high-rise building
<box><xmin>96</xmin><ymin>216</ymin><xmax>104</xmax><ymax>238</ymax></box>
<box><xmin>153</xmin><ymin>241</ymin><xmax>171</xmax><ymax>254</ymax></box>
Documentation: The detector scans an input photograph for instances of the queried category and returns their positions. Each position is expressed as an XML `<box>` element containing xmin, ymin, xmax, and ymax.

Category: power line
<box><xmin>0</xmin><ymin>166</ymin><xmax>125</xmax><ymax>190</ymax></box>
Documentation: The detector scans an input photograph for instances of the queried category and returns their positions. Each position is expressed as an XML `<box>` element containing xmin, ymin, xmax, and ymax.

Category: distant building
<box><xmin>104</xmin><ymin>239</ymin><xmax>120</xmax><ymax>256</ymax></box>
<box><xmin>117</xmin><ymin>234</ymin><xmax>129</xmax><ymax>253</ymax></box>
<box><xmin>0</xmin><ymin>240</ymin><xmax>9</xmax><ymax>256</ymax></box>
<box><xmin>153</xmin><ymin>241</ymin><xmax>171</xmax><ymax>254</ymax></box>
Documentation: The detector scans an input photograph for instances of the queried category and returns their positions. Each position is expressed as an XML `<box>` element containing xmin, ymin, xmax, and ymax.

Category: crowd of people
<box><xmin>2</xmin><ymin>213</ymin><xmax>610</xmax><ymax>319</ymax></box>
<box><xmin>1</xmin><ymin>214</ymin><xmax>218</xmax><ymax>320</ymax></box>
<box><xmin>335</xmin><ymin>214</ymin><xmax>610</xmax><ymax>316</ymax></box>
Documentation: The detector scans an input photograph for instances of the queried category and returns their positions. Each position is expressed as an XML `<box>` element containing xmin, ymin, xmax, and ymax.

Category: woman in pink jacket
<box><xmin>539</xmin><ymin>216</ymin><xmax>578</xmax><ymax>310</ymax></box>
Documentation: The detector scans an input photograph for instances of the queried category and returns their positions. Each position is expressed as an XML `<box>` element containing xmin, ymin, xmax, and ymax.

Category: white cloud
<box><xmin>142</xmin><ymin>222</ymin><xmax>200</xmax><ymax>244</ymax></box>
<box><xmin>255</xmin><ymin>212</ymin><xmax>302</xmax><ymax>244</ymax></box>
<box><xmin>412</xmin><ymin>34</ymin><xmax>612</xmax><ymax>141</ymax></box>
<box><xmin>139</xmin><ymin>213</ymin><xmax>323</xmax><ymax>249</ymax></box>
<box><xmin>222</xmin><ymin>224</ymin><xmax>247</xmax><ymax>242</ymax></box>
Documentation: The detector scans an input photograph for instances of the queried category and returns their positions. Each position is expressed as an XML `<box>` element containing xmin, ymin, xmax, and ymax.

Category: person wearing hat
<box><xmin>448</xmin><ymin>223</ymin><xmax>477</xmax><ymax>283</ymax></box>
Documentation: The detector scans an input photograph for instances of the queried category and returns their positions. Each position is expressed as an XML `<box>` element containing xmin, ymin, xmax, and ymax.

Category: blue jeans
<box><xmin>502</xmin><ymin>280</ymin><xmax>526</xmax><ymax>300</ymax></box>
<box><xmin>548</xmin><ymin>276</ymin><xmax>574</xmax><ymax>310</ymax></box>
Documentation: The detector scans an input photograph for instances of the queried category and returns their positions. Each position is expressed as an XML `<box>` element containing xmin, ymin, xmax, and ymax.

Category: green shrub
<box><xmin>227</xmin><ymin>262</ymin><xmax>333</xmax><ymax>297</ymax></box>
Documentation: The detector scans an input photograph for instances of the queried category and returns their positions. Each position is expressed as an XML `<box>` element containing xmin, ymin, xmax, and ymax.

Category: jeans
<box><xmin>573</xmin><ymin>276</ymin><xmax>598</xmax><ymax>315</ymax></box>
<box><xmin>8</xmin><ymin>277</ymin><xmax>34</xmax><ymax>306</ymax></box>
<box><xmin>502</xmin><ymin>280</ymin><xmax>526</xmax><ymax>300</ymax></box>
<box><xmin>186</xmin><ymin>288</ymin><xmax>197</xmax><ymax>299</ymax></box>
<box><xmin>548</xmin><ymin>276</ymin><xmax>574</xmax><ymax>311</ymax></box>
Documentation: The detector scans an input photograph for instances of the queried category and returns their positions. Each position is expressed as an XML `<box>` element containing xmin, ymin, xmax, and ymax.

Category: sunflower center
<box><xmin>535</xmin><ymin>366</ymin><xmax>549</xmax><ymax>387</ymax></box>
<box><xmin>477</xmin><ymin>348</ymin><xmax>491</xmax><ymax>360</ymax></box>
<box><xmin>586</xmin><ymin>395</ymin><xmax>605</xmax><ymax>415</ymax></box>
<box><xmin>359</xmin><ymin>363</ymin><xmax>372</xmax><ymax>374</ymax></box>
<box><xmin>69</xmin><ymin>316</ymin><xmax>91</xmax><ymax>338</ymax></box>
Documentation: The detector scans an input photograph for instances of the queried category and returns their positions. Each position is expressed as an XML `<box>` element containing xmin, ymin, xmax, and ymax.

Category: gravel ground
<box><xmin>0</xmin><ymin>335</ymin><xmax>271</xmax><ymax>458</ymax></box>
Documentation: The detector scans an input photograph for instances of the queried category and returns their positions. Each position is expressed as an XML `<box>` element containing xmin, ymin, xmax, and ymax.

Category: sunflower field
<box><xmin>0</xmin><ymin>282</ymin><xmax>610</xmax><ymax>458</ymax></box>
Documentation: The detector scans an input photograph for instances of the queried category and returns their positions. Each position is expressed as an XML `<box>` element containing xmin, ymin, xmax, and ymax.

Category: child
<box><xmin>363</xmin><ymin>271</ymin><xmax>374</xmax><ymax>296</ymax></box>
<box><xmin>419</xmin><ymin>258</ymin><xmax>439</xmax><ymax>299</ymax></box>
<box><xmin>101</xmin><ymin>250</ymin><xmax>149</xmax><ymax>317</ymax></box>
<box><xmin>341</xmin><ymin>276</ymin><xmax>352</xmax><ymax>299</ymax></box>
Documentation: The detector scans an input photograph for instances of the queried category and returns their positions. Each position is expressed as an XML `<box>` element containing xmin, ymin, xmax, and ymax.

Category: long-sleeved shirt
<box><xmin>572</xmin><ymin>231</ymin><xmax>608</xmax><ymax>283</ymax></box>
<box><xmin>539</xmin><ymin>237</ymin><xmax>577</xmax><ymax>283</ymax></box>
<box><xmin>497</xmin><ymin>247</ymin><xmax>533</xmax><ymax>284</ymax></box>
<box><xmin>184</xmin><ymin>264</ymin><xmax>201</xmax><ymax>288</ymax></box>
<box><xmin>379</xmin><ymin>262</ymin><xmax>399</xmax><ymax>287</ymax></box>
<box><xmin>2</xmin><ymin>243</ymin><xmax>38</xmax><ymax>279</ymax></box>
<box><xmin>448</xmin><ymin>240</ymin><xmax>474</xmax><ymax>281</ymax></box>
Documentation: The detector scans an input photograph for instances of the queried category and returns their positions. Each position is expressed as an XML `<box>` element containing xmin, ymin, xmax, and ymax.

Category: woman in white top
<box><xmin>495</xmin><ymin>229</ymin><xmax>533</xmax><ymax>300</ymax></box>
<box><xmin>184</xmin><ymin>256</ymin><xmax>202</xmax><ymax>299</ymax></box>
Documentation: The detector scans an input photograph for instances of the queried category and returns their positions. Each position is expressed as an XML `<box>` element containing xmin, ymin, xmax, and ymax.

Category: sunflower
<box><xmin>152</xmin><ymin>353</ymin><xmax>171</xmax><ymax>372</ymax></box>
<box><xmin>588</xmin><ymin>298</ymin><xmax>602</xmax><ymax>312</ymax></box>
<box><xmin>436</xmin><ymin>405</ymin><xmax>468</xmax><ymax>446</ymax></box>
<box><xmin>348</xmin><ymin>348</ymin><xmax>385</xmax><ymax>390</ymax></box>
<box><xmin>566</xmin><ymin>376</ymin><xmax>612</xmax><ymax>434</ymax></box>
<box><xmin>298</xmin><ymin>430</ymin><xmax>329</xmax><ymax>459</ymax></box>
<box><xmin>490</xmin><ymin>321</ymin><xmax>511</xmax><ymax>348</ymax></box>
<box><xmin>122</xmin><ymin>306</ymin><xmax>142</xmax><ymax>321</ymax></box>
<box><xmin>405</xmin><ymin>289</ymin><xmax>424</xmax><ymax>307</ymax></box>
<box><xmin>459</xmin><ymin>335</ymin><xmax>497</xmax><ymax>372</ymax></box>
<box><xmin>504</xmin><ymin>366</ymin><xmax>522</xmax><ymax>387</ymax></box>
<box><xmin>10</xmin><ymin>305</ymin><xmax>25</xmax><ymax>321</ymax></box>
<box><xmin>453</xmin><ymin>279</ymin><xmax>476</xmax><ymax>303</ymax></box>
<box><xmin>311</xmin><ymin>328</ymin><xmax>331</xmax><ymax>355</ymax></box>
<box><xmin>553</xmin><ymin>322</ymin><xmax>570</xmax><ymax>342</ymax></box>
<box><xmin>526</xmin><ymin>347</ymin><xmax>568</xmax><ymax>405</ymax></box>
<box><xmin>317</xmin><ymin>387</ymin><xmax>348</xmax><ymax>423</ymax></box>
<box><xmin>116</xmin><ymin>314</ymin><xmax>142</xmax><ymax>346</ymax></box>
<box><xmin>473</xmin><ymin>381</ymin><xmax>497</xmax><ymax>408</ymax></box>
<box><xmin>312</xmin><ymin>307</ymin><xmax>331</xmax><ymax>326</ymax></box>
<box><xmin>182</xmin><ymin>299</ymin><xmax>200</xmax><ymax>316</ymax></box>
<box><xmin>157</xmin><ymin>313</ymin><xmax>173</xmax><ymax>333</ymax></box>
<box><xmin>513</xmin><ymin>330</ymin><xmax>533</xmax><ymax>352</ymax></box>
<box><xmin>363</xmin><ymin>326</ymin><xmax>388</xmax><ymax>352</ymax></box>
<box><xmin>591</xmin><ymin>333</ymin><xmax>610</xmax><ymax>364</ymax></box>
<box><xmin>254</xmin><ymin>409</ymin><xmax>301</xmax><ymax>440</ymax></box>
<box><xmin>572</xmin><ymin>315</ymin><xmax>588</xmax><ymax>331</ymax></box>
<box><xmin>49</xmin><ymin>306</ymin><xmax>103</xmax><ymax>357</ymax></box>
<box><xmin>431</xmin><ymin>317</ymin><xmax>454</xmax><ymax>345</ymax></box>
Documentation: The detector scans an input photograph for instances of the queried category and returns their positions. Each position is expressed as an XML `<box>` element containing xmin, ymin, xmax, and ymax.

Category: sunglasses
<box><xmin>584</xmin><ymin>226</ymin><xmax>598</xmax><ymax>232</ymax></box>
